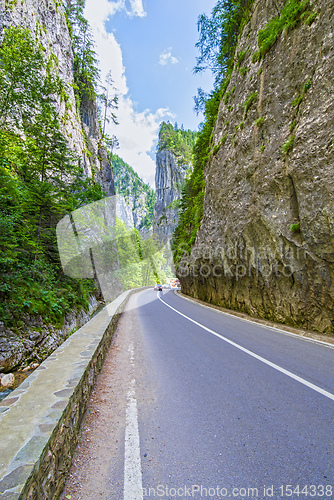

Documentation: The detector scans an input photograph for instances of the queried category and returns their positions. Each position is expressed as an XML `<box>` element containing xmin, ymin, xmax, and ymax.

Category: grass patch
<box><xmin>289</xmin><ymin>120</ymin><xmax>297</xmax><ymax>133</ymax></box>
<box><xmin>242</xmin><ymin>91</ymin><xmax>258</xmax><ymax>116</ymax></box>
<box><xmin>290</xmin><ymin>222</ymin><xmax>300</xmax><ymax>233</ymax></box>
<box><xmin>235</xmin><ymin>49</ymin><xmax>247</xmax><ymax>67</ymax></box>
<box><xmin>212</xmin><ymin>135</ymin><xmax>227</xmax><ymax>155</ymax></box>
<box><xmin>252</xmin><ymin>0</ymin><xmax>313</xmax><ymax>62</ymax></box>
<box><xmin>282</xmin><ymin>135</ymin><xmax>295</xmax><ymax>154</ymax></box>
<box><xmin>232</xmin><ymin>122</ymin><xmax>244</xmax><ymax>141</ymax></box>
<box><xmin>255</xmin><ymin>117</ymin><xmax>264</xmax><ymax>127</ymax></box>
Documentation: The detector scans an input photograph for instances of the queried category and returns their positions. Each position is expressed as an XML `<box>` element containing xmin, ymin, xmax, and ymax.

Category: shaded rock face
<box><xmin>80</xmin><ymin>94</ymin><xmax>115</xmax><ymax>196</ymax></box>
<box><xmin>0</xmin><ymin>297</ymin><xmax>99</xmax><ymax>373</ymax></box>
<box><xmin>116</xmin><ymin>196</ymin><xmax>135</xmax><ymax>228</ymax></box>
<box><xmin>116</xmin><ymin>192</ymin><xmax>151</xmax><ymax>230</ymax></box>
<box><xmin>153</xmin><ymin>149</ymin><xmax>187</xmax><ymax>243</ymax></box>
<box><xmin>178</xmin><ymin>0</ymin><xmax>334</xmax><ymax>333</ymax></box>
<box><xmin>0</xmin><ymin>0</ymin><xmax>114</xmax><ymax>196</ymax></box>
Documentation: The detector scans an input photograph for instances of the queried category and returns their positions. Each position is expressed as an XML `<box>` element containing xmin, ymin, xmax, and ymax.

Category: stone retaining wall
<box><xmin>0</xmin><ymin>288</ymin><xmax>148</xmax><ymax>500</ymax></box>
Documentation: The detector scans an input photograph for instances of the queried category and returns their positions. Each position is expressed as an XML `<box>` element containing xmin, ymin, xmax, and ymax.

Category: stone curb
<box><xmin>0</xmin><ymin>287</ymin><xmax>150</xmax><ymax>500</ymax></box>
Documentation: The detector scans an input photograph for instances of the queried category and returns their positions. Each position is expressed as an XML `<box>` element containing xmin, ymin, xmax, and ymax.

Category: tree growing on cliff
<box><xmin>157</xmin><ymin>121</ymin><xmax>197</xmax><ymax>167</ymax></box>
<box><xmin>194</xmin><ymin>0</ymin><xmax>252</xmax><ymax>87</ymax></box>
<box><xmin>173</xmin><ymin>0</ymin><xmax>253</xmax><ymax>264</ymax></box>
<box><xmin>0</xmin><ymin>26</ymin><xmax>104</xmax><ymax>327</ymax></box>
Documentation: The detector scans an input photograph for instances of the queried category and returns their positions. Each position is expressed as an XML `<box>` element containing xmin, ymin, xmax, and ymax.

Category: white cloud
<box><xmin>84</xmin><ymin>0</ymin><xmax>146</xmax><ymax>22</ymax></box>
<box><xmin>84</xmin><ymin>0</ymin><xmax>124</xmax><ymax>25</ymax></box>
<box><xmin>128</xmin><ymin>0</ymin><xmax>146</xmax><ymax>18</ymax></box>
<box><xmin>158</xmin><ymin>48</ymin><xmax>179</xmax><ymax>66</ymax></box>
<box><xmin>84</xmin><ymin>0</ymin><xmax>171</xmax><ymax>186</ymax></box>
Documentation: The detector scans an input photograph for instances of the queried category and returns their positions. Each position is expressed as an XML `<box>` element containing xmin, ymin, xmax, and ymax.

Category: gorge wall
<box><xmin>153</xmin><ymin>149</ymin><xmax>187</xmax><ymax>243</ymax></box>
<box><xmin>178</xmin><ymin>0</ymin><xmax>334</xmax><ymax>333</ymax></box>
<box><xmin>0</xmin><ymin>0</ymin><xmax>114</xmax><ymax>196</ymax></box>
<box><xmin>0</xmin><ymin>0</ymin><xmax>114</xmax><ymax>375</ymax></box>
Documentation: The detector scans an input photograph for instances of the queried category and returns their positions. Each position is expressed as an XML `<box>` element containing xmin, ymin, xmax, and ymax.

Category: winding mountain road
<box><xmin>61</xmin><ymin>289</ymin><xmax>334</xmax><ymax>500</ymax></box>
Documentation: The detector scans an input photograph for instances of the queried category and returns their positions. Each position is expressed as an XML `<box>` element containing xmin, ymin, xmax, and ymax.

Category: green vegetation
<box><xmin>252</xmin><ymin>0</ymin><xmax>314</xmax><ymax>62</ymax></box>
<box><xmin>292</xmin><ymin>79</ymin><xmax>312</xmax><ymax>112</ymax></box>
<box><xmin>282</xmin><ymin>135</ymin><xmax>295</xmax><ymax>154</ymax></box>
<box><xmin>289</xmin><ymin>120</ymin><xmax>297</xmax><ymax>133</ymax></box>
<box><xmin>283</xmin><ymin>80</ymin><xmax>311</xmax><ymax>156</ymax></box>
<box><xmin>111</xmin><ymin>155</ymin><xmax>155</xmax><ymax>230</ymax></box>
<box><xmin>0</xmin><ymin>26</ymin><xmax>104</xmax><ymax>327</ymax></box>
<box><xmin>255</xmin><ymin>117</ymin><xmax>264</xmax><ymax>127</ymax></box>
<box><xmin>232</xmin><ymin>121</ymin><xmax>245</xmax><ymax>141</ymax></box>
<box><xmin>64</xmin><ymin>0</ymin><xmax>99</xmax><ymax>105</ymax></box>
<box><xmin>290</xmin><ymin>222</ymin><xmax>301</xmax><ymax>233</ymax></box>
<box><xmin>239</xmin><ymin>66</ymin><xmax>248</xmax><ymax>75</ymax></box>
<box><xmin>212</xmin><ymin>135</ymin><xmax>227</xmax><ymax>155</ymax></box>
<box><xmin>242</xmin><ymin>91</ymin><xmax>258</xmax><ymax>116</ymax></box>
<box><xmin>235</xmin><ymin>49</ymin><xmax>247</xmax><ymax>67</ymax></box>
<box><xmin>114</xmin><ymin>219</ymin><xmax>169</xmax><ymax>288</ymax></box>
<box><xmin>157</xmin><ymin>122</ymin><xmax>197</xmax><ymax>167</ymax></box>
<box><xmin>194</xmin><ymin>0</ymin><xmax>253</xmax><ymax>86</ymax></box>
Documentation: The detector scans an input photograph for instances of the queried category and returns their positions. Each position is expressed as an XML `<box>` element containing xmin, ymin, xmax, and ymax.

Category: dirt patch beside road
<box><xmin>60</xmin><ymin>293</ymin><xmax>141</xmax><ymax>500</ymax></box>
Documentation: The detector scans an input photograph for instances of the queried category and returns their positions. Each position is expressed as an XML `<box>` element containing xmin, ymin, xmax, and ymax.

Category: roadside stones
<box><xmin>0</xmin><ymin>373</ymin><xmax>15</xmax><ymax>388</ymax></box>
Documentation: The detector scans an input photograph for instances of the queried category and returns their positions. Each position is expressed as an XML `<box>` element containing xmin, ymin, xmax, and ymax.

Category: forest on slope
<box><xmin>111</xmin><ymin>154</ymin><xmax>155</xmax><ymax>230</ymax></box>
<box><xmin>0</xmin><ymin>3</ymin><xmax>107</xmax><ymax>329</ymax></box>
<box><xmin>0</xmin><ymin>1</ymin><xmax>175</xmax><ymax>374</ymax></box>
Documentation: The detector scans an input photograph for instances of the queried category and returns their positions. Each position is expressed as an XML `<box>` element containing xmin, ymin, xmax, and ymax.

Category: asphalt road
<box><xmin>62</xmin><ymin>288</ymin><xmax>334</xmax><ymax>500</ymax></box>
<box><xmin>133</xmin><ymin>289</ymin><xmax>334</xmax><ymax>500</ymax></box>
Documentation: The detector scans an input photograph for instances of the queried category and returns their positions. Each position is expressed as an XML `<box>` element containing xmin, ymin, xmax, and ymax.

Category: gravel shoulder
<box><xmin>60</xmin><ymin>292</ymin><xmax>142</xmax><ymax>500</ymax></box>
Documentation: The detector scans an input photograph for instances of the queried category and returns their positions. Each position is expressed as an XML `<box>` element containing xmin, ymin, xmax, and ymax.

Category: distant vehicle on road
<box><xmin>162</xmin><ymin>283</ymin><xmax>171</xmax><ymax>289</ymax></box>
<box><xmin>154</xmin><ymin>284</ymin><xmax>162</xmax><ymax>291</ymax></box>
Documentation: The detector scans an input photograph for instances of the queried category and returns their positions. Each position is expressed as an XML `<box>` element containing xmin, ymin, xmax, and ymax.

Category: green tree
<box><xmin>0</xmin><ymin>26</ymin><xmax>104</xmax><ymax>327</ymax></box>
<box><xmin>65</xmin><ymin>0</ymin><xmax>99</xmax><ymax>104</ymax></box>
<box><xmin>173</xmin><ymin>1</ymin><xmax>253</xmax><ymax>265</ymax></box>
<box><xmin>157</xmin><ymin>121</ymin><xmax>197</xmax><ymax>167</ymax></box>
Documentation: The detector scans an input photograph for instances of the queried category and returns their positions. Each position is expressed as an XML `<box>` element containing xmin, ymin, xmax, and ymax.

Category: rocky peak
<box><xmin>153</xmin><ymin>149</ymin><xmax>187</xmax><ymax>243</ymax></box>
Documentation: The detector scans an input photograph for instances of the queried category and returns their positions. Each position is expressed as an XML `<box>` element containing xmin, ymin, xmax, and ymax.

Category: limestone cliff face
<box><xmin>153</xmin><ymin>149</ymin><xmax>187</xmax><ymax>242</ymax></box>
<box><xmin>179</xmin><ymin>0</ymin><xmax>334</xmax><ymax>333</ymax></box>
<box><xmin>0</xmin><ymin>0</ymin><xmax>114</xmax><ymax>196</ymax></box>
<box><xmin>116</xmin><ymin>196</ymin><xmax>135</xmax><ymax>228</ymax></box>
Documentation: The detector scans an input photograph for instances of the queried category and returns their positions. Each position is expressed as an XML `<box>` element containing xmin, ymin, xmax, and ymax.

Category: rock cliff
<box><xmin>153</xmin><ymin>149</ymin><xmax>187</xmax><ymax>243</ymax></box>
<box><xmin>0</xmin><ymin>0</ymin><xmax>114</xmax><ymax>196</ymax></box>
<box><xmin>178</xmin><ymin>0</ymin><xmax>334</xmax><ymax>333</ymax></box>
<box><xmin>112</xmin><ymin>154</ymin><xmax>155</xmax><ymax>230</ymax></box>
<box><xmin>0</xmin><ymin>0</ymin><xmax>114</xmax><ymax>372</ymax></box>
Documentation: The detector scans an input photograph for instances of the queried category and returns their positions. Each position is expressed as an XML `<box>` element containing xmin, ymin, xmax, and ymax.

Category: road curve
<box><xmin>62</xmin><ymin>288</ymin><xmax>334</xmax><ymax>500</ymax></box>
<box><xmin>135</xmin><ymin>289</ymin><xmax>334</xmax><ymax>500</ymax></box>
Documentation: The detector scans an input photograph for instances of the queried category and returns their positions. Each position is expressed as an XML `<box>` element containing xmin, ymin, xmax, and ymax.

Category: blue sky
<box><xmin>85</xmin><ymin>0</ymin><xmax>217</xmax><ymax>186</ymax></box>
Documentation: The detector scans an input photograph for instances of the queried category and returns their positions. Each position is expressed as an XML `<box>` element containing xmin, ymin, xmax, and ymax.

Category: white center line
<box><xmin>124</xmin><ymin>378</ymin><xmax>143</xmax><ymax>500</ymax></box>
<box><xmin>158</xmin><ymin>292</ymin><xmax>334</xmax><ymax>402</ymax></box>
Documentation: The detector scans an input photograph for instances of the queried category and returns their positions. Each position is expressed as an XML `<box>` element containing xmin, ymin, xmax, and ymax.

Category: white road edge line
<box><xmin>124</xmin><ymin>378</ymin><xmax>143</xmax><ymax>500</ymax></box>
<box><xmin>158</xmin><ymin>292</ymin><xmax>334</xmax><ymax>403</ymax></box>
<box><xmin>174</xmin><ymin>290</ymin><xmax>334</xmax><ymax>350</ymax></box>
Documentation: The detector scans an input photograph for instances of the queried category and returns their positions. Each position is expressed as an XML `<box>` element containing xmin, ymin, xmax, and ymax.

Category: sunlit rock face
<box><xmin>0</xmin><ymin>0</ymin><xmax>114</xmax><ymax>196</ymax></box>
<box><xmin>178</xmin><ymin>0</ymin><xmax>334</xmax><ymax>333</ymax></box>
<box><xmin>153</xmin><ymin>149</ymin><xmax>187</xmax><ymax>243</ymax></box>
